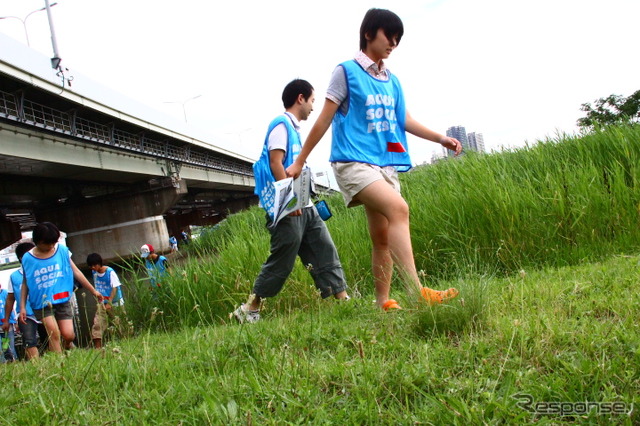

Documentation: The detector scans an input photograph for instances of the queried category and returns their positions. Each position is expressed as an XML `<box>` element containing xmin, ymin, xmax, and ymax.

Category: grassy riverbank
<box><xmin>1</xmin><ymin>125</ymin><xmax>639</xmax><ymax>424</ymax></box>
<box><xmin>2</xmin><ymin>255</ymin><xmax>638</xmax><ymax>424</ymax></box>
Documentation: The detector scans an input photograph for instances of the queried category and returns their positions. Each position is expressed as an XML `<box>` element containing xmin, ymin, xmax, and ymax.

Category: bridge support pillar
<box><xmin>37</xmin><ymin>178</ymin><xmax>187</xmax><ymax>265</ymax></box>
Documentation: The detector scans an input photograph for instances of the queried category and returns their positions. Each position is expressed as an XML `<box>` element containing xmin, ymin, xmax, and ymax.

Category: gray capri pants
<box><xmin>253</xmin><ymin>206</ymin><xmax>347</xmax><ymax>299</ymax></box>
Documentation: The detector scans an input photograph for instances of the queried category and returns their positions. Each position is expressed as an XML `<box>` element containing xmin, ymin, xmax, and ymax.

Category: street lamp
<box><xmin>163</xmin><ymin>95</ymin><xmax>202</xmax><ymax>123</ymax></box>
<box><xmin>0</xmin><ymin>2</ymin><xmax>58</xmax><ymax>47</ymax></box>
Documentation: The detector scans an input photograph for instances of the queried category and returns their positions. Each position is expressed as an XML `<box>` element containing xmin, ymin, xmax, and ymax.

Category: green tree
<box><xmin>577</xmin><ymin>89</ymin><xmax>640</xmax><ymax>130</ymax></box>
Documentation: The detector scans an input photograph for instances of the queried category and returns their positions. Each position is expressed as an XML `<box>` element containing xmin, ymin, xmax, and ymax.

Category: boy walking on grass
<box><xmin>0</xmin><ymin>285</ymin><xmax>18</xmax><ymax>362</ymax></box>
<box><xmin>286</xmin><ymin>9</ymin><xmax>461</xmax><ymax>311</ymax></box>
<box><xmin>140</xmin><ymin>244</ymin><xmax>168</xmax><ymax>287</ymax></box>
<box><xmin>19</xmin><ymin>222</ymin><xmax>103</xmax><ymax>353</ymax></box>
<box><xmin>2</xmin><ymin>242</ymin><xmax>39</xmax><ymax>360</ymax></box>
<box><xmin>233</xmin><ymin>79</ymin><xmax>350</xmax><ymax>324</ymax></box>
<box><xmin>87</xmin><ymin>253</ymin><xmax>125</xmax><ymax>349</ymax></box>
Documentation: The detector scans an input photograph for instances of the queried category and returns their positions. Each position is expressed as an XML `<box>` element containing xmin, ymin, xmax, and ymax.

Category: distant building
<box><xmin>468</xmin><ymin>132</ymin><xmax>485</xmax><ymax>153</ymax></box>
<box><xmin>444</xmin><ymin>126</ymin><xmax>485</xmax><ymax>156</ymax></box>
<box><xmin>430</xmin><ymin>151</ymin><xmax>444</xmax><ymax>164</ymax></box>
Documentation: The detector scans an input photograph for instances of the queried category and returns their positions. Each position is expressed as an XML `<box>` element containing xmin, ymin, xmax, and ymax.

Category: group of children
<box><xmin>0</xmin><ymin>222</ymin><xmax>127</xmax><ymax>361</ymax></box>
<box><xmin>5</xmin><ymin>8</ymin><xmax>462</xmax><ymax>350</ymax></box>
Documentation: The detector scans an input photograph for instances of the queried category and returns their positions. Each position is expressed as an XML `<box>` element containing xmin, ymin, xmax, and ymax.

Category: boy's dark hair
<box><xmin>282</xmin><ymin>79</ymin><xmax>314</xmax><ymax>109</ymax></box>
<box><xmin>86</xmin><ymin>253</ymin><xmax>103</xmax><ymax>267</ymax></box>
<box><xmin>359</xmin><ymin>8</ymin><xmax>404</xmax><ymax>51</ymax></box>
<box><xmin>15</xmin><ymin>242</ymin><xmax>35</xmax><ymax>262</ymax></box>
<box><xmin>32</xmin><ymin>222</ymin><xmax>61</xmax><ymax>245</ymax></box>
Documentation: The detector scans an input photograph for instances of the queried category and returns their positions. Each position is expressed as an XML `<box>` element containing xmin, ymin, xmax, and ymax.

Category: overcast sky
<box><xmin>2</xmin><ymin>0</ymin><xmax>639</xmax><ymax>178</ymax></box>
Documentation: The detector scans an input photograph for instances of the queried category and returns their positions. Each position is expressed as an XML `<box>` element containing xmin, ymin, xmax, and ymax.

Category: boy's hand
<box><xmin>288</xmin><ymin>209</ymin><xmax>302</xmax><ymax>217</ymax></box>
<box><xmin>1</xmin><ymin>322</ymin><xmax>8</xmax><ymax>332</ymax></box>
<box><xmin>95</xmin><ymin>292</ymin><xmax>104</xmax><ymax>302</ymax></box>
<box><xmin>18</xmin><ymin>311</ymin><xmax>27</xmax><ymax>325</ymax></box>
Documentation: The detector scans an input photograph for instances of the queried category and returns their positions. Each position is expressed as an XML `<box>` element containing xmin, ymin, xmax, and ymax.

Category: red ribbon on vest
<box><xmin>53</xmin><ymin>291</ymin><xmax>70</xmax><ymax>301</ymax></box>
<box><xmin>387</xmin><ymin>142</ymin><xmax>406</xmax><ymax>153</ymax></box>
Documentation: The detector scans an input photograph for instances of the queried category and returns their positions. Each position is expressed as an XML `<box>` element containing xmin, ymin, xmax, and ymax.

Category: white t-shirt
<box><xmin>267</xmin><ymin>112</ymin><xmax>313</xmax><ymax>208</ymax></box>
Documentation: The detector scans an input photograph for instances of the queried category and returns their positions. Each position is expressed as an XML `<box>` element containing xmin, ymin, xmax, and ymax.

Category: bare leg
<box><xmin>246</xmin><ymin>294</ymin><xmax>262</xmax><ymax>311</ymax></box>
<box><xmin>41</xmin><ymin>316</ymin><xmax>62</xmax><ymax>353</ymax></box>
<box><xmin>356</xmin><ymin>181</ymin><xmax>422</xmax><ymax>296</ymax></box>
<box><xmin>333</xmin><ymin>290</ymin><xmax>349</xmax><ymax>300</ymax></box>
<box><xmin>356</xmin><ymin>180</ymin><xmax>458</xmax><ymax>306</ymax></box>
<box><xmin>57</xmin><ymin>319</ymin><xmax>76</xmax><ymax>349</ymax></box>
<box><xmin>364</xmin><ymin>206</ymin><xmax>394</xmax><ymax>306</ymax></box>
<box><xmin>25</xmin><ymin>346</ymin><xmax>39</xmax><ymax>360</ymax></box>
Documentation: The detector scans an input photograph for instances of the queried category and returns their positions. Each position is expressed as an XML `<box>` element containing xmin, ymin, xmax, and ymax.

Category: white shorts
<box><xmin>331</xmin><ymin>162</ymin><xmax>401</xmax><ymax>207</ymax></box>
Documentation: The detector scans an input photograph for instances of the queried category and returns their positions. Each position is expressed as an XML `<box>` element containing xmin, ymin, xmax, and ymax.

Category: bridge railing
<box><xmin>0</xmin><ymin>88</ymin><xmax>254</xmax><ymax>177</ymax></box>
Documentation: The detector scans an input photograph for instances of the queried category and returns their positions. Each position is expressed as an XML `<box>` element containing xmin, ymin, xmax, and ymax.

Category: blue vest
<box><xmin>253</xmin><ymin>114</ymin><xmax>302</xmax><ymax>221</ymax></box>
<box><xmin>0</xmin><ymin>289</ymin><xmax>17</xmax><ymax>325</ymax></box>
<box><xmin>21</xmin><ymin>244</ymin><xmax>74</xmax><ymax>309</ymax></box>
<box><xmin>92</xmin><ymin>266</ymin><xmax>123</xmax><ymax>304</ymax></box>
<box><xmin>145</xmin><ymin>256</ymin><xmax>168</xmax><ymax>286</ymax></box>
<box><xmin>330</xmin><ymin>60</ymin><xmax>411</xmax><ymax>171</ymax></box>
<box><xmin>9</xmin><ymin>269</ymin><xmax>35</xmax><ymax>317</ymax></box>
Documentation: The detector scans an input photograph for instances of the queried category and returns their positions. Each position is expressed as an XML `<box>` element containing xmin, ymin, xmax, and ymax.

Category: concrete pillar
<box><xmin>38</xmin><ymin>179</ymin><xmax>187</xmax><ymax>265</ymax></box>
<box><xmin>66</xmin><ymin>215</ymin><xmax>170</xmax><ymax>265</ymax></box>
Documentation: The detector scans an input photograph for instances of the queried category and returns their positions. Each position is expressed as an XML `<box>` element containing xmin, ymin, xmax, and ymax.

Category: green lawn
<box><xmin>1</xmin><ymin>254</ymin><xmax>637</xmax><ymax>424</ymax></box>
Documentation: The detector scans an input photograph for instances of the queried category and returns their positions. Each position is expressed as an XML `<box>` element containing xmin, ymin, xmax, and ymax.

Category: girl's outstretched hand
<box><xmin>286</xmin><ymin>161</ymin><xmax>303</xmax><ymax>179</ymax></box>
<box><xmin>440</xmin><ymin>136</ymin><xmax>463</xmax><ymax>156</ymax></box>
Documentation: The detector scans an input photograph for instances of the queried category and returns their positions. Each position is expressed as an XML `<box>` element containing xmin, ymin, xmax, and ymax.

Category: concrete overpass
<box><xmin>0</xmin><ymin>33</ymin><xmax>257</xmax><ymax>263</ymax></box>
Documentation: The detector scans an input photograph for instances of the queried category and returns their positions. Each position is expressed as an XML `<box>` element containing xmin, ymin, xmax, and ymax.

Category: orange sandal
<box><xmin>382</xmin><ymin>299</ymin><xmax>402</xmax><ymax>311</ymax></box>
<box><xmin>421</xmin><ymin>287</ymin><xmax>459</xmax><ymax>306</ymax></box>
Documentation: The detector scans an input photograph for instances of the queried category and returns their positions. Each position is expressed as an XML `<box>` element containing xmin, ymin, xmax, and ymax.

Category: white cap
<box><xmin>140</xmin><ymin>244</ymin><xmax>153</xmax><ymax>258</ymax></box>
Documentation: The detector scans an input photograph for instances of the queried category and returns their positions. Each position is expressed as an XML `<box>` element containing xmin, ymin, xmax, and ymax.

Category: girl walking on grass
<box><xmin>287</xmin><ymin>8</ymin><xmax>461</xmax><ymax>311</ymax></box>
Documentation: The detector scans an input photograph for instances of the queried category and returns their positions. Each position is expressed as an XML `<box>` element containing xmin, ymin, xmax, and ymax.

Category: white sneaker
<box><xmin>233</xmin><ymin>305</ymin><xmax>260</xmax><ymax>324</ymax></box>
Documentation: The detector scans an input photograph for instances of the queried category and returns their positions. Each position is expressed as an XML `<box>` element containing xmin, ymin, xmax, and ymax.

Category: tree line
<box><xmin>578</xmin><ymin>89</ymin><xmax>640</xmax><ymax>130</ymax></box>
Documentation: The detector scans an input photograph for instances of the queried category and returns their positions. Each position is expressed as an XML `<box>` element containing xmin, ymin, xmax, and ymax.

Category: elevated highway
<box><xmin>0</xmin><ymin>33</ymin><xmax>257</xmax><ymax>263</ymax></box>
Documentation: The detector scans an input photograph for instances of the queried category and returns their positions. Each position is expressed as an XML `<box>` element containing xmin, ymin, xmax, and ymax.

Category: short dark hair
<box><xmin>86</xmin><ymin>253</ymin><xmax>103</xmax><ymax>267</ymax></box>
<box><xmin>282</xmin><ymin>79</ymin><xmax>314</xmax><ymax>109</ymax></box>
<box><xmin>359</xmin><ymin>8</ymin><xmax>404</xmax><ymax>51</ymax></box>
<box><xmin>32</xmin><ymin>222</ymin><xmax>61</xmax><ymax>245</ymax></box>
<box><xmin>15</xmin><ymin>242</ymin><xmax>35</xmax><ymax>262</ymax></box>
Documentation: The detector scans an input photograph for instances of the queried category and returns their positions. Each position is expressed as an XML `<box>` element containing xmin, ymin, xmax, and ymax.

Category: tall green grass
<box><xmin>113</xmin><ymin>124</ymin><xmax>640</xmax><ymax>332</ymax></box>
<box><xmin>405</xmin><ymin>124</ymin><xmax>640</xmax><ymax>278</ymax></box>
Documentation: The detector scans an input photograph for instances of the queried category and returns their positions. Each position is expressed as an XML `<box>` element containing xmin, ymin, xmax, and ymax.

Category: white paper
<box><xmin>269</xmin><ymin>168</ymin><xmax>311</xmax><ymax>228</ymax></box>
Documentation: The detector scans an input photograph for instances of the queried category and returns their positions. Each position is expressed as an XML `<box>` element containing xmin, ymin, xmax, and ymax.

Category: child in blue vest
<box><xmin>140</xmin><ymin>244</ymin><xmax>168</xmax><ymax>287</ymax></box>
<box><xmin>233</xmin><ymin>79</ymin><xmax>349</xmax><ymax>324</ymax></box>
<box><xmin>87</xmin><ymin>252</ymin><xmax>125</xmax><ymax>349</ymax></box>
<box><xmin>19</xmin><ymin>222</ymin><xmax>103</xmax><ymax>353</ymax></box>
<box><xmin>287</xmin><ymin>9</ymin><xmax>462</xmax><ymax>311</ymax></box>
<box><xmin>169</xmin><ymin>235</ymin><xmax>178</xmax><ymax>252</ymax></box>
<box><xmin>2</xmin><ymin>242</ymin><xmax>40</xmax><ymax>360</ymax></box>
<box><xmin>0</xmin><ymin>286</ymin><xmax>18</xmax><ymax>362</ymax></box>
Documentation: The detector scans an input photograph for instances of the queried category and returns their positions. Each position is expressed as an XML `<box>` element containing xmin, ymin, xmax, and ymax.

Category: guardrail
<box><xmin>0</xmin><ymin>88</ymin><xmax>254</xmax><ymax>176</ymax></box>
